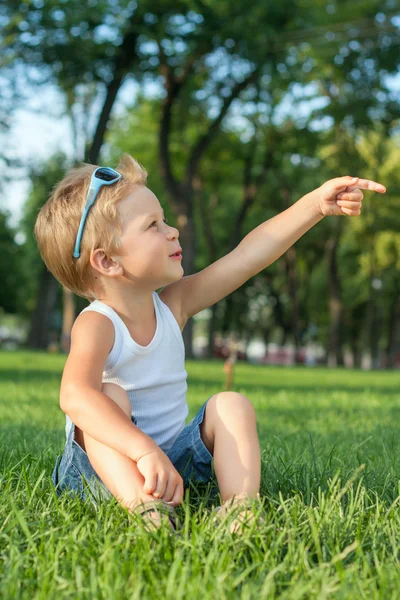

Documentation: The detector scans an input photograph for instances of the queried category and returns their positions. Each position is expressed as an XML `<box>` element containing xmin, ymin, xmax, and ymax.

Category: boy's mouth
<box><xmin>169</xmin><ymin>247</ymin><xmax>183</xmax><ymax>257</ymax></box>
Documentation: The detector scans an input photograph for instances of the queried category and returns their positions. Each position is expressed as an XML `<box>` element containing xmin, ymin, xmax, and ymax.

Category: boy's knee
<box><xmin>213</xmin><ymin>392</ymin><xmax>256</xmax><ymax>420</ymax></box>
<box><xmin>102</xmin><ymin>383</ymin><xmax>131</xmax><ymax>418</ymax></box>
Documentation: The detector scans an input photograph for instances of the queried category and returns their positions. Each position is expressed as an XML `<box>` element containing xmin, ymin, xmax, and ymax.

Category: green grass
<box><xmin>2</xmin><ymin>351</ymin><xmax>400</xmax><ymax>598</ymax></box>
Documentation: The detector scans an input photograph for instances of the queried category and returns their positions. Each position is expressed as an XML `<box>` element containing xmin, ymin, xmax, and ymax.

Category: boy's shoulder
<box><xmin>71</xmin><ymin>309</ymin><xmax>114</xmax><ymax>357</ymax></box>
<box><xmin>158</xmin><ymin>288</ymin><xmax>187</xmax><ymax>332</ymax></box>
<box><xmin>61</xmin><ymin>310</ymin><xmax>115</xmax><ymax>400</ymax></box>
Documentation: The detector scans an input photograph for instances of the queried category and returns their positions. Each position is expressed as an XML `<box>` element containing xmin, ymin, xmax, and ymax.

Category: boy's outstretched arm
<box><xmin>164</xmin><ymin>176</ymin><xmax>386</xmax><ymax>323</ymax></box>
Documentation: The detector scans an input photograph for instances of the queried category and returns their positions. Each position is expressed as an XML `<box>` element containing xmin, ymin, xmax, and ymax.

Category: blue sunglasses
<box><xmin>73</xmin><ymin>167</ymin><xmax>122</xmax><ymax>259</ymax></box>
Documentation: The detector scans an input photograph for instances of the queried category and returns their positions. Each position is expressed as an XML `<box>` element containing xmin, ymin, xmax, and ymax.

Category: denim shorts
<box><xmin>51</xmin><ymin>400</ymin><xmax>214</xmax><ymax>505</ymax></box>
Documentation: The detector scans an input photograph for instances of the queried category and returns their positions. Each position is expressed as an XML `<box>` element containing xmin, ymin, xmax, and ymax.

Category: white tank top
<box><xmin>65</xmin><ymin>291</ymin><xmax>188</xmax><ymax>453</ymax></box>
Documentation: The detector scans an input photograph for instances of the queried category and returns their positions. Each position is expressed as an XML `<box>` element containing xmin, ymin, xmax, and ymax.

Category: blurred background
<box><xmin>0</xmin><ymin>0</ymin><xmax>399</xmax><ymax>369</ymax></box>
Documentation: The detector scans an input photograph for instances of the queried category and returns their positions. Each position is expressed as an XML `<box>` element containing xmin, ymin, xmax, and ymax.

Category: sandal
<box><xmin>134</xmin><ymin>499</ymin><xmax>180</xmax><ymax>532</ymax></box>
<box><xmin>213</xmin><ymin>496</ymin><xmax>265</xmax><ymax>534</ymax></box>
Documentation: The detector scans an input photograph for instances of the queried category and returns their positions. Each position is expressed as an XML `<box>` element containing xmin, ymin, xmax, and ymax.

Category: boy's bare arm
<box><xmin>232</xmin><ymin>176</ymin><xmax>386</xmax><ymax>277</ymax></box>
<box><xmin>163</xmin><ymin>175</ymin><xmax>386</xmax><ymax>322</ymax></box>
<box><xmin>60</xmin><ymin>311</ymin><xmax>158</xmax><ymax>462</ymax></box>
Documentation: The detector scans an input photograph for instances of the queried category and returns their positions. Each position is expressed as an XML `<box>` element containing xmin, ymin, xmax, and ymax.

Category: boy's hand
<box><xmin>316</xmin><ymin>176</ymin><xmax>386</xmax><ymax>217</ymax></box>
<box><xmin>136</xmin><ymin>449</ymin><xmax>184</xmax><ymax>507</ymax></box>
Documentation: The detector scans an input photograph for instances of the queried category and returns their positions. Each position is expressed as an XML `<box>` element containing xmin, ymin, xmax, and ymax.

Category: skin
<box><xmin>89</xmin><ymin>185</ymin><xmax>184</xmax><ymax>331</ymax></box>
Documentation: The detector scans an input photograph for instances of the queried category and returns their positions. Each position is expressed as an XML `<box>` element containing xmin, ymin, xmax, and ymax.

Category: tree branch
<box><xmin>158</xmin><ymin>42</ymin><xmax>205</xmax><ymax>202</ymax></box>
<box><xmin>185</xmin><ymin>66</ymin><xmax>261</xmax><ymax>185</ymax></box>
<box><xmin>87</xmin><ymin>8</ymin><xmax>143</xmax><ymax>163</ymax></box>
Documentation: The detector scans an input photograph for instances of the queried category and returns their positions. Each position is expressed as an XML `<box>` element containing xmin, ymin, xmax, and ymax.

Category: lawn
<box><xmin>1</xmin><ymin>350</ymin><xmax>400</xmax><ymax>598</ymax></box>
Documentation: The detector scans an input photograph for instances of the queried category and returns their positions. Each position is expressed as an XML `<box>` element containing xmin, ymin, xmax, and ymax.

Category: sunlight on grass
<box><xmin>1</xmin><ymin>351</ymin><xmax>400</xmax><ymax>598</ymax></box>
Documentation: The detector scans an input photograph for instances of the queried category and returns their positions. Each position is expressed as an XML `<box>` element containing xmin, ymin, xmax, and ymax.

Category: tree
<box><xmin>340</xmin><ymin>131</ymin><xmax>400</xmax><ymax>368</ymax></box>
<box><xmin>1</xmin><ymin>0</ymin><xmax>321</xmax><ymax>355</ymax></box>
<box><xmin>19</xmin><ymin>153</ymin><xmax>70</xmax><ymax>348</ymax></box>
<box><xmin>4</xmin><ymin>0</ymin><xmax>399</xmax><ymax>359</ymax></box>
<box><xmin>0</xmin><ymin>212</ymin><xmax>22</xmax><ymax>314</ymax></box>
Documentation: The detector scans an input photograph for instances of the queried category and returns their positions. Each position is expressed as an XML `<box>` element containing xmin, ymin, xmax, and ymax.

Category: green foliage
<box><xmin>339</xmin><ymin>133</ymin><xmax>400</xmax><ymax>347</ymax></box>
<box><xmin>1</xmin><ymin>0</ymin><xmax>399</xmax><ymax>356</ymax></box>
<box><xmin>105</xmin><ymin>98</ymin><xmax>164</xmax><ymax>195</ymax></box>
<box><xmin>17</xmin><ymin>153</ymin><xmax>70</xmax><ymax>315</ymax></box>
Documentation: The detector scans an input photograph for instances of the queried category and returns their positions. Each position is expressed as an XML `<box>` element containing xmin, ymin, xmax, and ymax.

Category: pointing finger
<box><xmin>350</xmin><ymin>179</ymin><xmax>386</xmax><ymax>193</ymax></box>
<box><xmin>332</xmin><ymin>176</ymin><xmax>359</xmax><ymax>191</ymax></box>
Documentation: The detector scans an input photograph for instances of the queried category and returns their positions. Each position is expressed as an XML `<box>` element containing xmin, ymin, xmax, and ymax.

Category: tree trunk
<box><xmin>87</xmin><ymin>75</ymin><xmax>123</xmax><ymax>164</ymax></box>
<box><xmin>326</xmin><ymin>227</ymin><xmax>344</xmax><ymax>367</ymax></box>
<box><xmin>196</xmin><ymin>186</ymin><xmax>218</xmax><ymax>360</ymax></box>
<box><xmin>61</xmin><ymin>286</ymin><xmax>75</xmax><ymax>353</ymax></box>
<box><xmin>219</xmin><ymin>144</ymin><xmax>266</xmax><ymax>347</ymax></box>
<box><xmin>221</xmin><ymin>295</ymin><xmax>233</xmax><ymax>337</ymax></box>
<box><xmin>27</xmin><ymin>267</ymin><xmax>59</xmax><ymax>349</ymax></box>
<box><xmin>279</xmin><ymin>186</ymin><xmax>302</xmax><ymax>362</ymax></box>
<box><xmin>207</xmin><ymin>303</ymin><xmax>218</xmax><ymax>359</ymax></box>
<box><xmin>177</xmin><ymin>198</ymin><xmax>196</xmax><ymax>358</ymax></box>
<box><xmin>384</xmin><ymin>291</ymin><xmax>400</xmax><ymax>368</ymax></box>
<box><xmin>351</xmin><ymin>338</ymin><xmax>362</xmax><ymax>368</ymax></box>
<box><xmin>365</xmin><ymin>250</ymin><xmax>381</xmax><ymax>370</ymax></box>
<box><xmin>369</xmin><ymin>294</ymin><xmax>381</xmax><ymax>369</ymax></box>
<box><xmin>262</xmin><ymin>326</ymin><xmax>271</xmax><ymax>362</ymax></box>
<box><xmin>349</xmin><ymin>309</ymin><xmax>363</xmax><ymax>368</ymax></box>
<box><xmin>269</xmin><ymin>284</ymin><xmax>289</xmax><ymax>345</ymax></box>
<box><xmin>284</xmin><ymin>246</ymin><xmax>301</xmax><ymax>362</ymax></box>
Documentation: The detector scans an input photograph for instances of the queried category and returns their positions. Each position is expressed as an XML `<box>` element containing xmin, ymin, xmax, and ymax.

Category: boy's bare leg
<box><xmin>200</xmin><ymin>392</ymin><xmax>261</xmax><ymax>530</ymax></box>
<box><xmin>75</xmin><ymin>383</ymin><xmax>173</xmax><ymax>528</ymax></box>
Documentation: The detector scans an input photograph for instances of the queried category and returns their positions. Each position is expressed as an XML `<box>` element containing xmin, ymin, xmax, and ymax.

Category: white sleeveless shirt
<box><xmin>65</xmin><ymin>291</ymin><xmax>189</xmax><ymax>453</ymax></box>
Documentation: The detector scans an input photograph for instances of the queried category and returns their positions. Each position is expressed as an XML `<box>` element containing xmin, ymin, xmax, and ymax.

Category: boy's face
<box><xmin>114</xmin><ymin>185</ymin><xmax>183</xmax><ymax>288</ymax></box>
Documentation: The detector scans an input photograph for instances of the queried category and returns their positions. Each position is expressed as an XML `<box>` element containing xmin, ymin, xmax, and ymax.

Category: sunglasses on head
<box><xmin>73</xmin><ymin>166</ymin><xmax>122</xmax><ymax>259</ymax></box>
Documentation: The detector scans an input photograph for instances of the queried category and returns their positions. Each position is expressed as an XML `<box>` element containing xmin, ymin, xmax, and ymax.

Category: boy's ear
<box><xmin>90</xmin><ymin>249</ymin><xmax>123</xmax><ymax>277</ymax></box>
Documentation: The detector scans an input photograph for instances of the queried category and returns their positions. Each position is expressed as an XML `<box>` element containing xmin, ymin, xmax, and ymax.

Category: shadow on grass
<box><xmin>1</xmin><ymin>365</ymin><xmax>397</xmax><ymax>395</ymax></box>
<box><xmin>186</xmin><ymin>375</ymin><xmax>400</xmax><ymax>397</ymax></box>
<box><xmin>0</xmin><ymin>369</ymin><xmax>61</xmax><ymax>385</ymax></box>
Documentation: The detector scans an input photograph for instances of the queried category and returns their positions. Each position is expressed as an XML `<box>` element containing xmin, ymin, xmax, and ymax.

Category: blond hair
<box><xmin>34</xmin><ymin>153</ymin><xmax>147</xmax><ymax>301</ymax></box>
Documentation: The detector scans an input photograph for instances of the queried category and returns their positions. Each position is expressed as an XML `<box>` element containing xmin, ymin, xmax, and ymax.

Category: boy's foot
<box><xmin>133</xmin><ymin>500</ymin><xmax>179</xmax><ymax>532</ymax></box>
<box><xmin>214</xmin><ymin>496</ymin><xmax>264</xmax><ymax>534</ymax></box>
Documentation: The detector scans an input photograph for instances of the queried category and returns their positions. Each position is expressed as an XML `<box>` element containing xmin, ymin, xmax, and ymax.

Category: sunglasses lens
<box><xmin>95</xmin><ymin>167</ymin><xmax>120</xmax><ymax>182</ymax></box>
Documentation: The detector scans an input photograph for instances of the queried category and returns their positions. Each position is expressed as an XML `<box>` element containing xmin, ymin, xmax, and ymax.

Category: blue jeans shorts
<box><xmin>51</xmin><ymin>400</ymin><xmax>214</xmax><ymax>504</ymax></box>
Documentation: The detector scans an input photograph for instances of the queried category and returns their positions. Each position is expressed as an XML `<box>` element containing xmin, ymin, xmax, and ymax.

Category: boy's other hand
<box><xmin>316</xmin><ymin>176</ymin><xmax>386</xmax><ymax>217</ymax></box>
<box><xmin>136</xmin><ymin>449</ymin><xmax>184</xmax><ymax>507</ymax></box>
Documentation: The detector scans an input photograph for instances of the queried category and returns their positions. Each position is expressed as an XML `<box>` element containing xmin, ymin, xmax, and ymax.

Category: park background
<box><xmin>1</xmin><ymin>0</ymin><xmax>399</xmax><ymax>370</ymax></box>
<box><xmin>2</xmin><ymin>2</ymin><xmax>400</xmax><ymax>598</ymax></box>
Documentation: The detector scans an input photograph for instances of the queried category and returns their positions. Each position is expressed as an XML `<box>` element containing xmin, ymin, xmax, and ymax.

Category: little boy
<box><xmin>35</xmin><ymin>154</ymin><xmax>385</xmax><ymax>533</ymax></box>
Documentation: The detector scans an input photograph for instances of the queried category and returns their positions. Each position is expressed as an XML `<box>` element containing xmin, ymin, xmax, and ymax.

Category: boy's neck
<box><xmin>96</xmin><ymin>286</ymin><xmax>157</xmax><ymax>327</ymax></box>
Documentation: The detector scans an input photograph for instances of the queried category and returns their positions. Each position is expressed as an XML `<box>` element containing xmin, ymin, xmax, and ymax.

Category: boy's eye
<box><xmin>149</xmin><ymin>217</ymin><xmax>168</xmax><ymax>228</ymax></box>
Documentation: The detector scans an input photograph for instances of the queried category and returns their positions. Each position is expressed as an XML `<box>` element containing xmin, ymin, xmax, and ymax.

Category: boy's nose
<box><xmin>167</xmin><ymin>225</ymin><xmax>179</xmax><ymax>239</ymax></box>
